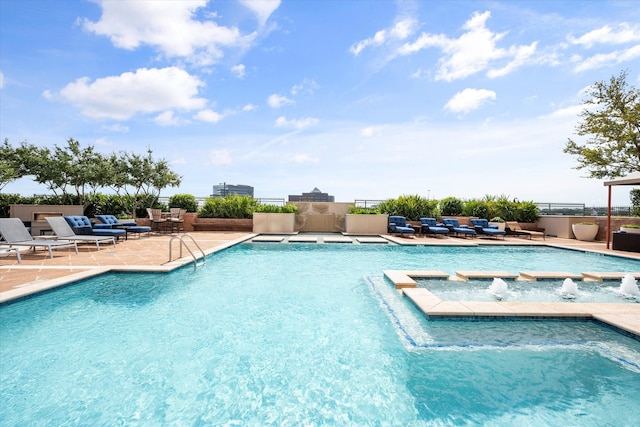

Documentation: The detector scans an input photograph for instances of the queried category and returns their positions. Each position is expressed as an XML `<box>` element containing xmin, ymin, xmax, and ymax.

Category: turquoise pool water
<box><xmin>1</xmin><ymin>244</ymin><xmax>640</xmax><ymax>425</ymax></box>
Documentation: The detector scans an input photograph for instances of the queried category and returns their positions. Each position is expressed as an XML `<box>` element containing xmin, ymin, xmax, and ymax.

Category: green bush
<box><xmin>439</xmin><ymin>197</ymin><xmax>464</xmax><ymax>216</ymax></box>
<box><xmin>348</xmin><ymin>206</ymin><xmax>381</xmax><ymax>214</ymax></box>
<box><xmin>169</xmin><ymin>193</ymin><xmax>198</xmax><ymax>212</ymax></box>
<box><xmin>631</xmin><ymin>189</ymin><xmax>640</xmax><ymax>217</ymax></box>
<box><xmin>198</xmin><ymin>195</ymin><xmax>257</xmax><ymax>218</ymax></box>
<box><xmin>254</xmin><ymin>204</ymin><xmax>299</xmax><ymax>214</ymax></box>
<box><xmin>378</xmin><ymin>195</ymin><xmax>438</xmax><ymax>221</ymax></box>
<box><xmin>461</xmin><ymin>199</ymin><xmax>491</xmax><ymax>219</ymax></box>
<box><xmin>514</xmin><ymin>201</ymin><xmax>540</xmax><ymax>222</ymax></box>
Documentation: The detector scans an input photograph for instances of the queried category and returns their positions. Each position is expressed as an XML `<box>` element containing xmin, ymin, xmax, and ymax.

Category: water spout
<box><xmin>488</xmin><ymin>278</ymin><xmax>509</xmax><ymax>301</ymax></box>
<box><xmin>559</xmin><ymin>278</ymin><xmax>579</xmax><ymax>299</ymax></box>
<box><xmin>619</xmin><ymin>274</ymin><xmax>640</xmax><ymax>298</ymax></box>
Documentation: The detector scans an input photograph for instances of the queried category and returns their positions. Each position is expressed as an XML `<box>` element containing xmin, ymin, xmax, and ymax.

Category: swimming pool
<box><xmin>2</xmin><ymin>243</ymin><xmax>640</xmax><ymax>425</ymax></box>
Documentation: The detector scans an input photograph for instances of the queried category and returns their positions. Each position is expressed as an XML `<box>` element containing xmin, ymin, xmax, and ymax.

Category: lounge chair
<box><xmin>0</xmin><ymin>218</ymin><xmax>78</xmax><ymax>258</ymax></box>
<box><xmin>45</xmin><ymin>216</ymin><xmax>116</xmax><ymax>249</ymax></box>
<box><xmin>388</xmin><ymin>216</ymin><xmax>415</xmax><ymax>237</ymax></box>
<box><xmin>506</xmin><ymin>221</ymin><xmax>545</xmax><ymax>240</ymax></box>
<box><xmin>0</xmin><ymin>246</ymin><xmax>21</xmax><ymax>263</ymax></box>
<box><xmin>470</xmin><ymin>219</ymin><xmax>506</xmax><ymax>239</ymax></box>
<box><xmin>96</xmin><ymin>214</ymin><xmax>151</xmax><ymax>238</ymax></box>
<box><xmin>442</xmin><ymin>218</ymin><xmax>476</xmax><ymax>238</ymax></box>
<box><xmin>419</xmin><ymin>218</ymin><xmax>449</xmax><ymax>237</ymax></box>
<box><xmin>64</xmin><ymin>216</ymin><xmax>126</xmax><ymax>240</ymax></box>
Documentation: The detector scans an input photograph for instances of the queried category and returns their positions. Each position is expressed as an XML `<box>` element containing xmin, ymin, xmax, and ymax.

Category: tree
<box><xmin>109</xmin><ymin>149</ymin><xmax>181</xmax><ymax>217</ymax></box>
<box><xmin>0</xmin><ymin>139</ymin><xmax>24</xmax><ymax>191</ymax></box>
<box><xmin>564</xmin><ymin>70</ymin><xmax>640</xmax><ymax>179</ymax></box>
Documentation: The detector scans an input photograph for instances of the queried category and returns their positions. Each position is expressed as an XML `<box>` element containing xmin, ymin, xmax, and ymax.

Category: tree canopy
<box><xmin>564</xmin><ymin>70</ymin><xmax>640</xmax><ymax>179</ymax></box>
<box><xmin>2</xmin><ymin>138</ymin><xmax>181</xmax><ymax>217</ymax></box>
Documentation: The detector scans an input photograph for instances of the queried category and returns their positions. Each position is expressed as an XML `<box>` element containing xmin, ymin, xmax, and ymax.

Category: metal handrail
<box><xmin>169</xmin><ymin>233</ymin><xmax>206</xmax><ymax>266</ymax></box>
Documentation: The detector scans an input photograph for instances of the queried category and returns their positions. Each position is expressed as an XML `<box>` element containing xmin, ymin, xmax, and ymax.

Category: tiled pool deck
<box><xmin>1</xmin><ymin>232</ymin><xmax>639</xmax><ymax>336</ymax></box>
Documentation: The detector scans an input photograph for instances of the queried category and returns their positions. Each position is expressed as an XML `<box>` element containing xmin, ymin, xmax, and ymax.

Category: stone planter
<box><xmin>253</xmin><ymin>213</ymin><xmax>296</xmax><ymax>233</ymax></box>
<box><xmin>345</xmin><ymin>214</ymin><xmax>389</xmax><ymax>235</ymax></box>
<box><xmin>572</xmin><ymin>223</ymin><xmax>599</xmax><ymax>241</ymax></box>
<box><xmin>192</xmin><ymin>218</ymin><xmax>253</xmax><ymax>232</ymax></box>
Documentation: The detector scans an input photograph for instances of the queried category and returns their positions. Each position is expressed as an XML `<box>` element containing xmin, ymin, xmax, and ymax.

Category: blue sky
<box><xmin>1</xmin><ymin>0</ymin><xmax>639</xmax><ymax>206</ymax></box>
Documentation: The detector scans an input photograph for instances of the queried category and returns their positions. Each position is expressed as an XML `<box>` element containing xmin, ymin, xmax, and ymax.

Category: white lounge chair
<box><xmin>45</xmin><ymin>216</ymin><xmax>116</xmax><ymax>249</ymax></box>
<box><xmin>0</xmin><ymin>218</ymin><xmax>78</xmax><ymax>258</ymax></box>
<box><xmin>0</xmin><ymin>246</ymin><xmax>21</xmax><ymax>263</ymax></box>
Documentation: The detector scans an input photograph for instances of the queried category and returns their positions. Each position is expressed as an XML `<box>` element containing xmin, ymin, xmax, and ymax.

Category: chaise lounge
<box><xmin>96</xmin><ymin>214</ymin><xmax>151</xmax><ymax>239</ymax></box>
<box><xmin>470</xmin><ymin>218</ymin><xmax>506</xmax><ymax>239</ymax></box>
<box><xmin>419</xmin><ymin>218</ymin><xmax>449</xmax><ymax>238</ymax></box>
<box><xmin>388</xmin><ymin>216</ymin><xmax>415</xmax><ymax>237</ymax></box>
<box><xmin>64</xmin><ymin>216</ymin><xmax>126</xmax><ymax>240</ymax></box>
<box><xmin>46</xmin><ymin>216</ymin><xmax>116</xmax><ymax>249</ymax></box>
<box><xmin>442</xmin><ymin>218</ymin><xmax>476</xmax><ymax>238</ymax></box>
<box><xmin>0</xmin><ymin>218</ymin><xmax>78</xmax><ymax>258</ymax></box>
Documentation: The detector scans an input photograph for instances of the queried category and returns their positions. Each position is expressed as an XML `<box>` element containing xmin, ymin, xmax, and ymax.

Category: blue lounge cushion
<box><xmin>64</xmin><ymin>215</ymin><xmax>126</xmax><ymax>238</ymax></box>
<box><xmin>442</xmin><ymin>218</ymin><xmax>476</xmax><ymax>236</ymax></box>
<box><xmin>96</xmin><ymin>214</ymin><xmax>137</xmax><ymax>227</ymax></box>
<box><xmin>470</xmin><ymin>219</ymin><xmax>506</xmax><ymax>238</ymax></box>
<box><xmin>420</xmin><ymin>218</ymin><xmax>449</xmax><ymax>235</ymax></box>
<box><xmin>388</xmin><ymin>216</ymin><xmax>415</xmax><ymax>235</ymax></box>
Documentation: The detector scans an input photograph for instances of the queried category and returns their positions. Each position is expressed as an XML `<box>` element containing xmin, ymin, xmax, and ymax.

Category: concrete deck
<box><xmin>1</xmin><ymin>232</ymin><xmax>639</xmax><ymax>337</ymax></box>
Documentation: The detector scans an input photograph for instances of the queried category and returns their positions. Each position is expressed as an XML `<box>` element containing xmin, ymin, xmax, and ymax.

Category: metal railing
<box><xmin>169</xmin><ymin>234</ymin><xmax>205</xmax><ymax>266</ymax></box>
<box><xmin>537</xmin><ymin>203</ymin><xmax>632</xmax><ymax>216</ymax></box>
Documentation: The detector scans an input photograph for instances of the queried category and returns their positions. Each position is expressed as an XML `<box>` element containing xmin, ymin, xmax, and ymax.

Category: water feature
<box><xmin>559</xmin><ymin>278</ymin><xmax>579</xmax><ymax>299</ymax></box>
<box><xmin>2</xmin><ymin>243</ymin><xmax>640</xmax><ymax>425</ymax></box>
<box><xmin>488</xmin><ymin>277</ymin><xmax>509</xmax><ymax>300</ymax></box>
<box><xmin>619</xmin><ymin>273</ymin><xmax>640</xmax><ymax>298</ymax></box>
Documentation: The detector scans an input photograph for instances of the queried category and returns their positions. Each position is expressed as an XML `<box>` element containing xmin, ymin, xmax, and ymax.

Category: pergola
<box><xmin>603</xmin><ymin>172</ymin><xmax>640</xmax><ymax>249</ymax></box>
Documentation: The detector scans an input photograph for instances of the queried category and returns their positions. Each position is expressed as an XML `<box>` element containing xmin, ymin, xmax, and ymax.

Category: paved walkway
<box><xmin>2</xmin><ymin>232</ymin><xmax>639</xmax><ymax>336</ymax></box>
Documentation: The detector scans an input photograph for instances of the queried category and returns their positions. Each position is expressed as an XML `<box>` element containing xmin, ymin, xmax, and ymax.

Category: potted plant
<box><xmin>489</xmin><ymin>217</ymin><xmax>506</xmax><ymax>231</ymax></box>
<box><xmin>620</xmin><ymin>224</ymin><xmax>640</xmax><ymax>234</ymax></box>
<box><xmin>572</xmin><ymin>222</ymin><xmax>599</xmax><ymax>241</ymax></box>
<box><xmin>345</xmin><ymin>207</ymin><xmax>388</xmax><ymax>235</ymax></box>
<box><xmin>253</xmin><ymin>204</ymin><xmax>299</xmax><ymax>233</ymax></box>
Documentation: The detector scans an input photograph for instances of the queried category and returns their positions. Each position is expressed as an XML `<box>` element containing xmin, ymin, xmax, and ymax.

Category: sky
<box><xmin>1</xmin><ymin>0</ymin><xmax>639</xmax><ymax>206</ymax></box>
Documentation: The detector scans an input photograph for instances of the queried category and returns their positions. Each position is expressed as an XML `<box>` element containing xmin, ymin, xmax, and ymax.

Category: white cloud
<box><xmin>350</xmin><ymin>18</ymin><xmax>418</xmax><ymax>55</ymax></box>
<box><xmin>444</xmin><ymin>88</ymin><xmax>496</xmax><ymax>114</ymax></box>
<box><xmin>154</xmin><ymin>110</ymin><xmax>181</xmax><ymax>126</ymax></box>
<box><xmin>231</xmin><ymin>64</ymin><xmax>246</xmax><ymax>79</ymax></box>
<box><xmin>242</xmin><ymin>103</ymin><xmax>258</xmax><ymax>112</ymax></box>
<box><xmin>267</xmin><ymin>93</ymin><xmax>294</xmax><ymax>108</ymax></box>
<box><xmin>396</xmin><ymin>11</ymin><xmax>537</xmax><ymax>81</ymax></box>
<box><xmin>291</xmin><ymin>78</ymin><xmax>319</xmax><ymax>96</ymax></box>
<box><xmin>82</xmin><ymin>0</ymin><xmax>255</xmax><ymax>66</ymax></box>
<box><xmin>291</xmin><ymin>153</ymin><xmax>319</xmax><ymax>163</ymax></box>
<box><xmin>0</xmin><ymin>71</ymin><xmax>4</xmax><ymax>89</ymax></box>
<box><xmin>195</xmin><ymin>109</ymin><xmax>224</xmax><ymax>123</ymax></box>
<box><xmin>239</xmin><ymin>0</ymin><xmax>280</xmax><ymax>26</ymax></box>
<box><xmin>171</xmin><ymin>157</ymin><xmax>187</xmax><ymax>165</ymax></box>
<box><xmin>544</xmin><ymin>104</ymin><xmax>583</xmax><ymax>119</ymax></box>
<box><xmin>274</xmin><ymin>116</ymin><xmax>319</xmax><ymax>129</ymax></box>
<box><xmin>361</xmin><ymin>126</ymin><xmax>384</xmax><ymax>137</ymax></box>
<box><xmin>574</xmin><ymin>44</ymin><xmax>640</xmax><ymax>72</ymax></box>
<box><xmin>568</xmin><ymin>23</ymin><xmax>640</xmax><ymax>48</ymax></box>
<box><xmin>207</xmin><ymin>149</ymin><xmax>232</xmax><ymax>165</ymax></box>
<box><xmin>102</xmin><ymin>123</ymin><xmax>129</xmax><ymax>133</ymax></box>
<box><xmin>52</xmin><ymin>67</ymin><xmax>206</xmax><ymax>120</ymax></box>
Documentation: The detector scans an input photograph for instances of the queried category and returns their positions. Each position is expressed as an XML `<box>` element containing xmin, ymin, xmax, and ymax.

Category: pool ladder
<box><xmin>169</xmin><ymin>234</ymin><xmax>206</xmax><ymax>266</ymax></box>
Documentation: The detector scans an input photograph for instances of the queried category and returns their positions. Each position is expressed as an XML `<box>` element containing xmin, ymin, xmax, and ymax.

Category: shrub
<box><xmin>461</xmin><ymin>199</ymin><xmax>491</xmax><ymax>219</ymax></box>
<box><xmin>378</xmin><ymin>195</ymin><xmax>438</xmax><ymax>220</ymax></box>
<box><xmin>254</xmin><ymin>204</ymin><xmax>299</xmax><ymax>214</ymax></box>
<box><xmin>348</xmin><ymin>206</ymin><xmax>381</xmax><ymax>214</ymax></box>
<box><xmin>169</xmin><ymin>193</ymin><xmax>198</xmax><ymax>212</ymax></box>
<box><xmin>198</xmin><ymin>195</ymin><xmax>257</xmax><ymax>218</ymax></box>
<box><xmin>631</xmin><ymin>189</ymin><xmax>640</xmax><ymax>217</ymax></box>
<box><xmin>439</xmin><ymin>197</ymin><xmax>463</xmax><ymax>216</ymax></box>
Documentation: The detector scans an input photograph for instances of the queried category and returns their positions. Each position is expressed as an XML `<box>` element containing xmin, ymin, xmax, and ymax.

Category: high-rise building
<box><xmin>288</xmin><ymin>187</ymin><xmax>334</xmax><ymax>202</ymax></box>
<box><xmin>212</xmin><ymin>183</ymin><xmax>254</xmax><ymax>197</ymax></box>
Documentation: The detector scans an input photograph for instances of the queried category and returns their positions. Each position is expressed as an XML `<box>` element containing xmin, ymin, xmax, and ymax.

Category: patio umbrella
<box><xmin>603</xmin><ymin>172</ymin><xmax>640</xmax><ymax>249</ymax></box>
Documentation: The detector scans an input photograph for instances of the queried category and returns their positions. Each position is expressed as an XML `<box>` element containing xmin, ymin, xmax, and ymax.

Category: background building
<box><xmin>288</xmin><ymin>187</ymin><xmax>335</xmax><ymax>202</ymax></box>
<box><xmin>212</xmin><ymin>183</ymin><xmax>254</xmax><ymax>197</ymax></box>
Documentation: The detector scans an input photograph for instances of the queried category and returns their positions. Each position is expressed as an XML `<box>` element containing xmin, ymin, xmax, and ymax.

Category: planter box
<box><xmin>572</xmin><ymin>223</ymin><xmax>599</xmax><ymax>241</ymax></box>
<box><xmin>345</xmin><ymin>214</ymin><xmax>389</xmax><ymax>235</ymax></box>
<box><xmin>253</xmin><ymin>213</ymin><xmax>296</xmax><ymax>234</ymax></box>
<box><xmin>192</xmin><ymin>218</ymin><xmax>253</xmax><ymax>232</ymax></box>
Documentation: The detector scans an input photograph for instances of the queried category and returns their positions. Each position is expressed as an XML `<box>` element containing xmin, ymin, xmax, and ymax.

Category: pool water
<box><xmin>1</xmin><ymin>243</ymin><xmax>640</xmax><ymax>425</ymax></box>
